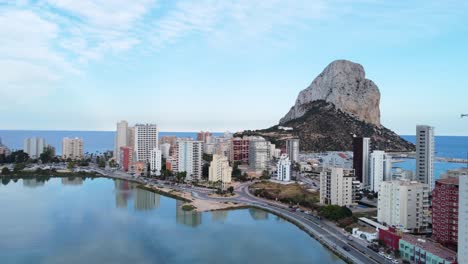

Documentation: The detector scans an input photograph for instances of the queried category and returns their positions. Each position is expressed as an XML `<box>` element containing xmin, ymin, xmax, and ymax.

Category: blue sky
<box><xmin>1</xmin><ymin>0</ymin><xmax>467</xmax><ymax>135</ymax></box>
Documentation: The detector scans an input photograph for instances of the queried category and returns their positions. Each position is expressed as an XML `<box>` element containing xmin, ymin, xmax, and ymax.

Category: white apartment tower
<box><xmin>150</xmin><ymin>148</ymin><xmax>162</xmax><ymax>176</ymax></box>
<box><xmin>23</xmin><ymin>137</ymin><xmax>46</xmax><ymax>158</ymax></box>
<box><xmin>114</xmin><ymin>120</ymin><xmax>128</xmax><ymax>162</ymax></box>
<box><xmin>458</xmin><ymin>175</ymin><xmax>468</xmax><ymax>263</ymax></box>
<box><xmin>62</xmin><ymin>138</ymin><xmax>83</xmax><ymax>159</ymax></box>
<box><xmin>134</xmin><ymin>124</ymin><xmax>159</xmax><ymax>163</ymax></box>
<box><xmin>369</xmin><ymin>150</ymin><xmax>392</xmax><ymax>193</ymax></box>
<box><xmin>378</xmin><ymin>180</ymin><xmax>430</xmax><ymax>232</ymax></box>
<box><xmin>276</xmin><ymin>154</ymin><xmax>291</xmax><ymax>182</ymax></box>
<box><xmin>320</xmin><ymin>168</ymin><xmax>358</xmax><ymax>207</ymax></box>
<box><xmin>249</xmin><ymin>137</ymin><xmax>270</xmax><ymax>172</ymax></box>
<box><xmin>286</xmin><ymin>138</ymin><xmax>300</xmax><ymax>163</ymax></box>
<box><xmin>416</xmin><ymin>125</ymin><xmax>435</xmax><ymax>190</ymax></box>
<box><xmin>208</xmin><ymin>154</ymin><xmax>232</xmax><ymax>184</ymax></box>
<box><xmin>176</xmin><ymin>140</ymin><xmax>203</xmax><ymax>181</ymax></box>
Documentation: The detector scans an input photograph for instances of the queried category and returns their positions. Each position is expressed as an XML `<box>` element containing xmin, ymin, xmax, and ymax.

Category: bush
<box><xmin>320</xmin><ymin>205</ymin><xmax>353</xmax><ymax>221</ymax></box>
<box><xmin>181</xmin><ymin>204</ymin><xmax>196</xmax><ymax>211</ymax></box>
<box><xmin>1</xmin><ymin>167</ymin><xmax>10</xmax><ymax>175</ymax></box>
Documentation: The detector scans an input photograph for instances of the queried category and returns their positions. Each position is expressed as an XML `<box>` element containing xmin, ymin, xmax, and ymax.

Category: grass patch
<box><xmin>181</xmin><ymin>204</ymin><xmax>196</xmax><ymax>211</ymax></box>
<box><xmin>250</xmin><ymin>181</ymin><xmax>319</xmax><ymax>209</ymax></box>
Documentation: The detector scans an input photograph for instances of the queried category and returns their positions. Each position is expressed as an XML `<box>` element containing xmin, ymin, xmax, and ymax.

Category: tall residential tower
<box><xmin>416</xmin><ymin>125</ymin><xmax>435</xmax><ymax>190</ymax></box>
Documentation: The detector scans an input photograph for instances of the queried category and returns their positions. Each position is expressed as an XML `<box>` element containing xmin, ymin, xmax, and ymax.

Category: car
<box><xmin>347</xmin><ymin>236</ymin><xmax>353</xmax><ymax>241</ymax></box>
<box><xmin>379</xmin><ymin>252</ymin><xmax>385</xmax><ymax>256</ymax></box>
<box><xmin>386</xmin><ymin>255</ymin><xmax>393</xmax><ymax>260</ymax></box>
<box><xmin>342</xmin><ymin>245</ymin><xmax>350</xmax><ymax>252</ymax></box>
<box><xmin>391</xmin><ymin>260</ymin><xmax>399</xmax><ymax>264</ymax></box>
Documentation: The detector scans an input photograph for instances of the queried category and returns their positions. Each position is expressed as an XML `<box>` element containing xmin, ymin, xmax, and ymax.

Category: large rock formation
<box><xmin>280</xmin><ymin>60</ymin><xmax>381</xmax><ymax>126</ymax></box>
<box><xmin>238</xmin><ymin>60</ymin><xmax>414</xmax><ymax>152</ymax></box>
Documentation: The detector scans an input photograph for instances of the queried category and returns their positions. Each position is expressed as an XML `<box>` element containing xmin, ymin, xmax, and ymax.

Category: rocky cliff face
<box><xmin>280</xmin><ymin>60</ymin><xmax>381</xmax><ymax>126</ymax></box>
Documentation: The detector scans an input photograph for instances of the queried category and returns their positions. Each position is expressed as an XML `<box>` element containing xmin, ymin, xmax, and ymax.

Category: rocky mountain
<box><xmin>240</xmin><ymin>60</ymin><xmax>414</xmax><ymax>152</ymax></box>
<box><xmin>280</xmin><ymin>60</ymin><xmax>380</xmax><ymax>126</ymax></box>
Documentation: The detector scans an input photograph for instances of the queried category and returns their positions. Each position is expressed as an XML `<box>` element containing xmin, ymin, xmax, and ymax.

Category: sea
<box><xmin>0</xmin><ymin>130</ymin><xmax>467</xmax><ymax>180</ymax></box>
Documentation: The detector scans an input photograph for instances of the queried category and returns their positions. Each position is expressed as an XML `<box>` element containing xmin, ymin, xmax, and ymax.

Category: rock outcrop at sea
<box><xmin>280</xmin><ymin>60</ymin><xmax>381</xmax><ymax>126</ymax></box>
<box><xmin>239</xmin><ymin>60</ymin><xmax>414</xmax><ymax>152</ymax></box>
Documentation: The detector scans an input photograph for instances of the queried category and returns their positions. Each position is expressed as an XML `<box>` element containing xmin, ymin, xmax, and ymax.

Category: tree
<box><xmin>67</xmin><ymin>161</ymin><xmax>76</xmax><ymax>170</ymax></box>
<box><xmin>176</xmin><ymin>172</ymin><xmax>187</xmax><ymax>183</ymax></box>
<box><xmin>231</xmin><ymin>162</ymin><xmax>241</xmax><ymax>177</ymax></box>
<box><xmin>319</xmin><ymin>205</ymin><xmax>353</xmax><ymax>221</ymax></box>
<box><xmin>260</xmin><ymin>170</ymin><xmax>270</xmax><ymax>179</ymax></box>
<box><xmin>202</xmin><ymin>153</ymin><xmax>213</xmax><ymax>162</ymax></box>
<box><xmin>202</xmin><ymin>163</ymin><xmax>209</xmax><ymax>180</ymax></box>
<box><xmin>227</xmin><ymin>186</ymin><xmax>234</xmax><ymax>194</ymax></box>
<box><xmin>39</xmin><ymin>146</ymin><xmax>54</xmax><ymax>164</ymax></box>
<box><xmin>1</xmin><ymin>167</ymin><xmax>10</xmax><ymax>175</ymax></box>
<box><xmin>13</xmin><ymin>163</ymin><xmax>26</xmax><ymax>172</ymax></box>
<box><xmin>98</xmin><ymin>158</ymin><xmax>105</xmax><ymax>168</ymax></box>
<box><xmin>109</xmin><ymin>159</ymin><xmax>116</xmax><ymax>168</ymax></box>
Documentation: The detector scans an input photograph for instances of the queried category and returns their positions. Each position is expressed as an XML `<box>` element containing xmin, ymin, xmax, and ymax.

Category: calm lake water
<box><xmin>0</xmin><ymin>177</ymin><xmax>344</xmax><ymax>264</ymax></box>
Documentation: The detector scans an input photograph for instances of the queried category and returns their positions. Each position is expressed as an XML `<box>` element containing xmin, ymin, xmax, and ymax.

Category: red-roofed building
<box><xmin>379</xmin><ymin>227</ymin><xmax>401</xmax><ymax>251</ymax></box>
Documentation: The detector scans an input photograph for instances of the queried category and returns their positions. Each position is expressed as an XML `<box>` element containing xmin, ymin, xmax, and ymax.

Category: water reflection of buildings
<box><xmin>61</xmin><ymin>177</ymin><xmax>84</xmax><ymax>186</ymax></box>
<box><xmin>211</xmin><ymin>210</ymin><xmax>228</xmax><ymax>222</ymax></box>
<box><xmin>249</xmin><ymin>208</ymin><xmax>269</xmax><ymax>220</ymax></box>
<box><xmin>22</xmin><ymin>178</ymin><xmax>45</xmax><ymax>188</ymax></box>
<box><xmin>134</xmin><ymin>188</ymin><xmax>160</xmax><ymax>211</ymax></box>
<box><xmin>115</xmin><ymin>180</ymin><xmax>132</xmax><ymax>209</ymax></box>
<box><xmin>176</xmin><ymin>200</ymin><xmax>202</xmax><ymax>227</ymax></box>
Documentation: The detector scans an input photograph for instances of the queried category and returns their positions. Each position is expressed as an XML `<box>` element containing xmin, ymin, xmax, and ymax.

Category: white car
<box><xmin>386</xmin><ymin>255</ymin><xmax>393</xmax><ymax>260</ymax></box>
<box><xmin>379</xmin><ymin>252</ymin><xmax>385</xmax><ymax>257</ymax></box>
<box><xmin>391</xmin><ymin>260</ymin><xmax>399</xmax><ymax>264</ymax></box>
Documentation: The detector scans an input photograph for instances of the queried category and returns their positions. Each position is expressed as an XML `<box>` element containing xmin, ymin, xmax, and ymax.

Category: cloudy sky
<box><xmin>1</xmin><ymin>0</ymin><xmax>467</xmax><ymax>135</ymax></box>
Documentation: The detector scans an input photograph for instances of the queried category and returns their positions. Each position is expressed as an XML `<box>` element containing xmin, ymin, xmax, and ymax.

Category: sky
<box><xmin>0</xmin><ymin>0</ymin><xmax>468</xmax><ymax>135</ymax></box>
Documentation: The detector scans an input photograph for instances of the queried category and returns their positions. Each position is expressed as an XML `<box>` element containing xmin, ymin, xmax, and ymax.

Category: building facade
<box><xmin>416</xmin><ymin>125</ymin><xmax>435</xmax><ymax>190</ymax></box>
<box><xmin>319</xmin><ymin>167</ymin><xmax>358</xmax><ymax>207</ymax></box>
<box><xmin>248</xmin><ymin>137</ymin><xmax>269</xmax><ymax>172</ymax></box>
<box><xmin>175</xmin><ymin>140</ymin><xmax>203</xmax><ymax>181</ymax></box>
<box><xmin>378</xmin><ymin>180</ymin><xmax>430</xmax><ymax>232</ymax></box>
<box><xmin>230</xmin><ymin>137</ymin><xmax>250</xmax><ymax>164</ymax></box>
<box><xmin>276</xmin><ymin>154</ymin><xmax>291</xmax><ymax>182</ymax></box>
<box><xmin>458</xmin><ymin>175</ymin><xmax>468</xmax><ymax>264</ymax></box>
<box><xmin>399</xmin><ymin>235</ymin><xmax>457</xmax><ymax>264</ymax></box>
<box><xmin>432</xmin><ymin>178</ymin><xmax>459</xmax><ymax>250</ymax></box>
<box><xmin>114</xmin><ymin>120</ymin><xmax>128</xmax><ymax>163</ymax></box>
<box><xmin>150</xmin><ymin>148</ymin><xmax>162</xmax><ymax>176</ymax></box>
<box><xmin>62</xmin><ymin>137</ymin><xmax>83</xmax><ymax>160</ymax></box>
<box><xmin>119</xmin><ymin>146</ymin><xmax>133</xmax><ymax>172</ymax></box>
<box><xmin>134</xmin><ymin>124</ymin><xmax>158</xmax><ymax>162</ymax></box>
<box><xmin>369</xmin><ymin>150</ymin><xmax>392</xmax><ymax>193</ymax></box>
<box><xmin>23</xmin><ymin>137</ymin><xmax>46</xmax><ymax>158</ymax></box>
<box><xmin>208</xmin><ymin>154</ymin><xmax>232</xmax><ymax>185</ymax></box>
<box><xmin>285</xmin><ymin>138</ymin><xmax>300</xmax><ymax>163</ymax></box>
<box><xmin>353</xmin><ymin>137</ymin><xmax>370</xmax><ymax>185</ymax></box>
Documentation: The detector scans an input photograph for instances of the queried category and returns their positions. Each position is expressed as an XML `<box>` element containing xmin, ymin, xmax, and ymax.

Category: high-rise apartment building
<box><xmin>23</xmin><ymin>137</ymin><xmax>46</xmax><ymax>158</ymax></box>
<box><xmin>320</xmin><ymin>168</ymin><xmax>358</xmax><ymax>207</ymax></box>
<box><xmin>160</xmin><ymin>143</ymin><xmax>171</xmax><ymax>159</ymax></box>
<box><xmin>458</xmin><ymin>175</ymin><xmax>468</xmax><ymax>264</ymax></box>
<box><xmin>432</xmin><ymin>178</ymin><xmax>459</xmax><ymax>250</ymax></box>
<box><xmin>230</xmin><ymin>137</ymin><xmax>250</xmax><ymax>164</ymax></box>
<box><xmin>416</xmin><ymin>125</ymin><xmax>435</xmax><ymax>190</ymax></box>
<box><xmin>114</xmin><ymin>120</ymin><xmax>128</xmax><ymax>162</ymax></box>
<box><xmin>119</xmin><ymin>146</ymin><xmax>133</xmax><ymax>172</ymax></box>
<box><xmin>62</xmin><ymin>137</ymin><xmax>83</xmax><ymax>160</ymax></box>
<box><xmin>208</xmin><ymin>154</ymin><xmax>232</xmax><ymax>185</ymax></box>
<box><xmin>369</xmin><ymin>150</ymin><xmax>392</xmax><ymax>193</ymax></box>
<box><xmin>285</xmin><ymin>138</ymin><xmax>300</xmax><ymax>163</ymax></box>
<box><xmin>249</xmin><ymin>137</ymin><xmax>270</xmax><ymax>172</ymax></box>
<box><xmin>175</xmin><ymin>140</ymin><xmax>203</xmax><ymax>181</ymax></box>
<box><xmin>276</xmin><ymin>154</ymin><xmax>291</xmax><ymax>182</ymax></box>
<box><xmin>353</xmin><ymin>137</ymin><xmax>370</xmax><ymax>185</ymax></box>
<box><xmin>150</xmin><ymin>148</ymin><xmax>162</xmax><ymax>176</ymax></box>
<box><xmin>134</xmin><ymin>124</ymin><xmax>158</xmax><ymax>163</ymax></box>
<box><xmin>378</xmin><ymin>180</ymin><xmax>430</xmax><ymax>232</ymax></box>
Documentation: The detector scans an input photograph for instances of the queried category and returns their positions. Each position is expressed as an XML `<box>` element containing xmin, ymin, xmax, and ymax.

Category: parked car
<box><xmin>342</xmin><ymin>245</ymin><xmax>350</xmax><ymax>252</ymax></box>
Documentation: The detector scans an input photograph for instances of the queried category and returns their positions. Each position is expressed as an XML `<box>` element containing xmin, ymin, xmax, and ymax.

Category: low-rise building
<box><xmin>399</xmin><ymin>235</ymin><xmax>457</xmax><ymax>264</ymax></box>
<box><xmin>319</xmin><ymin>167</ymin><xmax>357</xmax><ymax>207</ymax></box>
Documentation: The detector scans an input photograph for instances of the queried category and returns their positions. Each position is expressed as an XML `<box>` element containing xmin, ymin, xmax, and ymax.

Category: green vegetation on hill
<box><xmin>250</xmin><ymin>181</ymin><xmax>319</xmax><ymax>209</ymax></box>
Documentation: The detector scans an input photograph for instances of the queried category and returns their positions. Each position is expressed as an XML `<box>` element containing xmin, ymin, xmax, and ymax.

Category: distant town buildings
<box><xmin>276</xmin><ymin>154</ymin><xmax>291</xmax><ymax>182</ymax></box>
<box><xmin>432</xmin><ymin>178</ymin><xmax>459</xmax><ymax>250</ymax></box>
<box><xmin>175</xmin><ymin>139</ymin><xmax>203</xmax><ymax>181</ymax></box>
<box><xmin>353</xmin><ymin>137</ymin><xmax>370</xmax><ymax>186</ymax></box>
<box><xmin>23</xmin><ymin>137</ymin><xmax>46</xmax><ymax>159</ymax></box>
<box><xmin>285</xmin><ymin>138</ymin><xmax>299</xmax><ymax>163</ymax></box>
<box><xmin>369</xmin><ymin>150</ymin><xmax>392</xmax><ymax>193</ymax></box>
<box><xmin>378</xmin><ymin>180</ymin><xmax>430</xmax><ymax>232</ymax></box>
<box><xmin>208</xmin><ymin>154</ymin><xmax>232</xmax><ymax>185</ymax></box>
<box><xmin>319</xmin><ymin>167</ymin><xmax>358</xmax><ymax>207</ymax></box>
<box><xmin>416</xmin><ymin>125</ymin><xmax>435</xmax><ymax>190</ymax></box>
<box><xmin>248</xmin><ymin>137</ymin><xmax>269</xmax><ymax>172</ymax></box>
<box><xmin>0</xmin><ymin>137</ymin><xmax>10</xmax><ymax>156</ymax></box>
<box><xmin>62</xmin><ymin>137</ymin><xmax>83</xmax><ymax>160</ymax></box>
<box><xmin>150</xmin><ymin>148</ymin><xmax>162</xmax><ymax>176</ymax></box>
<box><xmin>134</xmin><ymin>124</ymin><xmax>158</xmax><ymax>162</ymax></box>
<box><xmin>458</xmin><ymin>175</ymin><xmax>468</xmax><ymax>264</ymax></box>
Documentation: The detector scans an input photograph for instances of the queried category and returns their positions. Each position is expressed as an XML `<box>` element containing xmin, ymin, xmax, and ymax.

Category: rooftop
<box><xmin>436</xmin><ymin>177</ymin><xmax>459</xmax><ymax>185</ymax></box>
<box><xmin>401</xmin><ymin>234</ymin><xmax>457</xmax><ymax>261</ymax></box>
